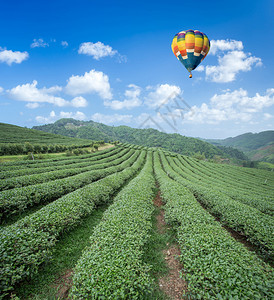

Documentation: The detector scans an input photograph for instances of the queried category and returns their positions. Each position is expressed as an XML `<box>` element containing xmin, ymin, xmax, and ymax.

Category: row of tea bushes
<box><xmin>0</xmin><ymin>148</ymin><xmax>130</xmax><ymax>190</ymax></box>
<box><xmin>0</xmin><ymin>146</ymin><xmax>120</xmax><ymax>179</ymax></box>
<box><xmin>161</xmin><ymin>152</ymin><xmax>274</xmax><ymax>260</ymax></box>
<box><xmin>70</xmin><ymin>152</ymin><xmax>155</xmax><ymax>299</ymax></box>
<box><xmin>0</xmin><ymin>151</ymin><xmax>146</xmax><ymax>296</ymax></box>
<box><xmin>0</xmin><ymin>149</ymin><xmax>136</xmax><ymax>222</ymax></box>
<box><xmin>154</xmin><ymin>151</ymin><xmax>273</xmax><ymax>299</ymax></box>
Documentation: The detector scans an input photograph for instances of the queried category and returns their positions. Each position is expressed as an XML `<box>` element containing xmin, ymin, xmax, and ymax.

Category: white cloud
<box><xmin>195</xmin><ymin>65</ymin><xmax>204</xmax><ymax>72</ymax></box>
<box><xmin>78</xmin><ymin>42</ymin><xmax>117</xmax><ymax>60</ymax></box>
<box><xmin>145</xmin><ymin>84</ymin><xmax>181</xmax><ymax>108</ymax></box>
<box><xmin>184</xmin><ymin>88</ymin><xmax>274</xmax><ymax>124</ymax></box>
<box><xmin>104</xmin><ymin>84</ymin><xmax>142</xmax><ymax>110</ymax></box>
<box><xmin>8</xmin><ymin>80</ymin><xmax>69</xmax><ymax>107</ymax></box>
<box><xmin>210</xmin><ymin>39</ymin><xmax>243</xmax><ymax>55</ymax></box>
<box><xmin>8</xmin><ymin>80</ymin><xmax>89</xmax><ymax>108</ymax></box>
<box><xmin>36</xmin><ymin>110</ymin><xmax>86</xmax><ymax>124</ymax></box>
<box><xmin>36</xmin><ymin>111</ymin><xmax>56</xmax><ymax>123</ymax></box>
<box><xmin>0</xmin><ymin>86</ymin><xmax>3</xmax><ymax>93</ymax></box>
<box><xmin>26</xmin><ymin>102</ymin><xmax>40</xmax><ymax>109</ymax></box>
<box><xmin>60</xmin><ymin>111</ymin><xmax>86</xmax><ymax>120</ymax></box>
<box><xmin>264</xmin><ymin>113</ymin><xmax>273</xmax><ymax>120</ymax></box>
<box><xmin>0</xmin><ymin>49</ymin><xmax>29</xmax><ymax>65</ymax></box>
<box><xmin>71</xmin><ymin>96</ymin><xmax>88</xmax><ymax>107</ymax></box>
<box><xmin>61</xmin><ymin>41</ymin><xmax>68</xmax><ymax>47</ymax></box>
<box><xmin>91</xmin><ymin>113</ymin><xmax>132</xmax><ymax>124</ymax></box>
<box><xmin>65</xmin><ymin>69</ymin><xmax>112</xmax><ymax>99</ymax></box>
<box><xmin>30</xmin><ymin>38</ymin><xmax>49</xmax><ymax>48</ymax></box>
<box><xmin>206</xmin><ymin>50</ymin><xmax>262</xmax><ymax>83</ymax></box>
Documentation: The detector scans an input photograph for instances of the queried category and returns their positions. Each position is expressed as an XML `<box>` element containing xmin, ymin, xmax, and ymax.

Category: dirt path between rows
<box><xmin>52</xmin><ymin>189</ymin><xmax>188</xmax><ymax>300</ymax></box>
<box><xmin>154</xmin><ymin>189</ymin><xmax>188</xmax><ymax>300</ymax></box>
<box><xmin>52</xmin><ymin>270</ymin><xmax>73</xmax><ymax>299</ymax></box>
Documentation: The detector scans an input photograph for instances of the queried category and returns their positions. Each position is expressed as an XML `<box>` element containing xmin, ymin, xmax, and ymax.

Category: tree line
<box><xmin>0</xmin><ymin>141</ymin><xmax>106</xmax><ymax>156</ymax></box>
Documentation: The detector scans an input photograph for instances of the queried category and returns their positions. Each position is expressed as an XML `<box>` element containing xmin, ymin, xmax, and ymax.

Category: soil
<box><xmin>52</xmin><ymin>270</ymin><xmax>73</xmax><ymax>299</ymax></box>
<box><xmin>154</xmin><ymin>188</ymin><xmax>188</xmax><ymax>299</ymax></box>
<box><xmin>159</xmin><ymin>246</ymin><xmax>187</xmax><ymax>300</ymax></box>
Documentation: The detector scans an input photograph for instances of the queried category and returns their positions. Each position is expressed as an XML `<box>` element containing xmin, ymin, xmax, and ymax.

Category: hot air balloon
<box><xmin>171</xmin><ymin>29</ymin><xmax>210</xmax><ymax>78</ymax></box>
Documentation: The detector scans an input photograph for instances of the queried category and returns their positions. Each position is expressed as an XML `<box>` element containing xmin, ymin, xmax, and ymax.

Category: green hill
<box><xmin>0</xmin><ymin>122</ymin><xmax>93</xmax><ymax>145</ymax></box>
<box><xmin>205</xmin><ymin>131</ymin><xmax>274</xmax><ymax>163</ymax></box>
<box><xmin>33</xmin><ymin>118</ymin><xmax>247</xmax><ymax>160</ymax></box>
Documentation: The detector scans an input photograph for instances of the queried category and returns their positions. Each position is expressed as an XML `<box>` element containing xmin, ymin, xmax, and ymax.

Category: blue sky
<box><xmin>0</xmin><ymin>0</ymin><xmax>273</xmax><ymax>138</ymax></box>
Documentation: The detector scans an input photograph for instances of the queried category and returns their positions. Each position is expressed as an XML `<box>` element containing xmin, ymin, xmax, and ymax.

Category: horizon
<box><xmin>2</xmin><ymin>118</ymin><xmax>273</xmax><ymax>141</ymax></box>
<box><xmin>0</xmin><ymin>0</ymin><xmax>273</xmax><ymax>139</ymax></box>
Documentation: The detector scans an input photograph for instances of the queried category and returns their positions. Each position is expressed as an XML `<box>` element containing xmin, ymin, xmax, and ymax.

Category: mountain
<box><xmin>33</xmin><ymin>118</ymin><xmax>247</xmax><ymax>160</ymax></box>
<box><xmin>0</xmin><ymin>122</ymin><xmax>92</xmax><ymax>145</ymax></box>
<box><xmin>205</xmin><ymin>131</ymin><xmax>274</xmax><ymax>163</ymax></box>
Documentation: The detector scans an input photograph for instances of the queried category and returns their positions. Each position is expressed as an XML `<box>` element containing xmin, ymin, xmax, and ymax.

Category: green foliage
<box><xmin>0</xmin><ymin>150</ymin><xmax>146</xmax><ymax>295</ymax></box>
<box><xmin>0</xmin><ymin>148</ymin><xmax>134</xmax><ymax>221</ymax></box>
<box><xmin>0</xmin><ymin>143</ymin><xmax>273</xmax><ymax>299</ymax></box>
<box><xmin>206</xmin><ymin>130</ymin><xmax>274</xmax><ymax>163</ymax></box>
<box><xmin>0</xmin><ymin>148</ymin><xmax>130</xmax><ymax>191</ymax></box>
<box><xmin>0</xmin><ymin>147</ymin><xmax>118</xmax><ymax>179</ymax></box>
<box><xmin>32</xmin><ymin>118</ymin><xmax>246</xmax><ymax>160</ymax></box>
<box><xmin>0</xmin><ymin>122</ymin><xmax>93</xmax><ymax>147</ymax></box>
<box><xmin>70</xmin><ymin>152</ymin><xmax>155</xmax><ymax>299</ymax></box>
<box><xmin>154</xmin><ymin>151</ymin><xmax>273</xmax><ymax>299</ymax></box>
<box><xmin>160</xmin><ymin>152</ymin><xmax>274</xmax><ymax>258</ymax></box>
<box><xmin>15</xmin><ymin>206</ymin><xmax>107</xmax><ymax>299</ymax></box>
<box><xmin>207</xmin><ymin>131</ymin><xmax>274</xmax><ymax>151</ymax></box>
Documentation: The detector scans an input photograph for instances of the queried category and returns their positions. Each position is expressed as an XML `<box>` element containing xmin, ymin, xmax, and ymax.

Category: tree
<box><xmin>24</xmin><ymin>142</ymin><xmax>34</xmax><ymax>154</ymax></box>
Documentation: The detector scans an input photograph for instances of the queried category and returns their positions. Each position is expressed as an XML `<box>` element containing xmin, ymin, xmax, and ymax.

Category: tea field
<box><xmin>0</xmin><ymin>144</ymin><xmax>273</xmax><ymax>299</ymax></box>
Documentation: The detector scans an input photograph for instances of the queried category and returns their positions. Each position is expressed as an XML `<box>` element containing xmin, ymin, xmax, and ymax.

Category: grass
<box><xmin>13</xmin><ymin>204</ymin><xmax>108</xmax><ymax>299</ymax></box>
<box><xmin>142</xmin><ymin>202</ymin><xmax>177</xmax><ymax>299</ymax></box>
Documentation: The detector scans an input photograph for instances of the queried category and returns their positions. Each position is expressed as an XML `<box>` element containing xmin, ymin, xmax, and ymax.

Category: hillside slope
<box><xmin>206</xmin><ymin>131</ymin><xmax>274</xmax><ymax>163</ymax></box>
<box><xmin>0</xmin><ymin>122</ymin><xmax>93</xmax><ymax>145</ymax></box>
<box><xmin>33</xmin><ymin>118</ymin><xmax>247</xmax><ymax>160</ymax></box>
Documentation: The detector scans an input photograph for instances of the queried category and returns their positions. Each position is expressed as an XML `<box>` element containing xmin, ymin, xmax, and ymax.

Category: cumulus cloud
<box><xmin>36</xmin><ymin>110</ymin><xmax>86</xmax><ymax>124</ymax></box>
<box><xmin>104</xmin><ymin>84</ymin><xmax>142</xmax><ymax>110</ymax></box>
<box><xmin>36</xmin><ymin>111</ymin><xmax>56</xmax><ymax>123</ymax></box>
<box><xmin>184</xmin><ymin>88</ymin><xmax>274</xmax><ymax>124</ymax></box>
<box><xmin>0</xmin><ymin>49</ymin><xmax>29</xmax><ymax>65</ymax></box>
<box><xmin>210</xmin><ymin>39</ymin><xmax>243</xmax><ymax>55</ymax></box>
<box><xmin>78</xmin><ymin>42</ymin><xmax>117</xmax><ymax>60</ymax></box>
<box><xmin>204</xmin><ymin>39</ymin><xmax>262</xmax><ymax>83</ymax></box>
<box><xmin>145</xmin><ymin>84</ymin><xmax>181</xmax><ymax>108</ymax></box>
<box><xmin>59</xmin><ymin>111</ymin><xmax>86</xmax><ymax>120</ymax></box>
<box><xmin>7</xmin><ymin>80</ymin><xmax>87</xmax><ymax>108</ymax></box>
<box><xmin>65</xmin><ymin>69</ymin><xmax>112</xmax><ymax>99</ymax></box>
<box><xmin>26</xmin><ymin>102</ymin><xmax>40</xmax><ymax>109</ymax></box>
<box><xmin>0</xmin><ymin>86</ymin><xmax>3</xmax><ymax>93</ymax></box>
<box><xmin>91</xmin><ymin>113</ymin><xmax>132</xmax><ymax>124</ymax></box>
<box><xmin>8</xmin><ymin>81</ymin><xmax>67</xmax><ymax>106</ymax></box>
<box><xmin>61</xmin><ymin>41</ymin><xmax>68</xmax><ymax>47</ymax></box>
<box><xmin>71</xmin><ymin>96</ymin><xmax>88</xmax><ymax>107</ymax></box>
<box><xmin>195</xmin><ymin>65</ymin><xmax>204</xmax><ymax>72</ymax></box>
<box><xmin>30</xmin><ymin>38</ymin><xmax>49</xmax><ymax>48</ymax></box>
<box><xmin>206</xmin><ymin>50</ymin><xmax>262</xmax><ymax>83</ymax></box>
<box><xmin>8</xmin><ymin>80</ymin><xmax>69</xmax><ymax>107</ymax></box>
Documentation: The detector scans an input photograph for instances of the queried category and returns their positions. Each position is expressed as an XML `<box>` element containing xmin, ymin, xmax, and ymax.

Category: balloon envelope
<box><xmin>171</xmin><ymin>29</ymin><xmax>210</xmax><ymax>77</ymax></box>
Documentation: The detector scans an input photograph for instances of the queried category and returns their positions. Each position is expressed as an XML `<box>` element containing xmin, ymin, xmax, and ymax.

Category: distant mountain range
<box><xmin>32</xmin><ymin>118</ymin><xmax>247</xmax><ymax>160</ymax></box>
<box><xmin>204</xmin><ymin>131</ymin><xmax>274</xmax><ymax>163</ymax></box>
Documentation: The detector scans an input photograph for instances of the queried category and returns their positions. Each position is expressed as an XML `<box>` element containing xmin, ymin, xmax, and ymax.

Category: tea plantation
<box><xmin>0</xmin><ymin>144</ymin><xmax>273</xmax><ymax>299</ymax></box>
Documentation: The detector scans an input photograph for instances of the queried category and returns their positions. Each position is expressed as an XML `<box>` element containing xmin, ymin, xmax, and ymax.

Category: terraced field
<box><xmin>0</xmin><ymin>145</ymin><xmax>273</xmax><ymax>299</ymax></box>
